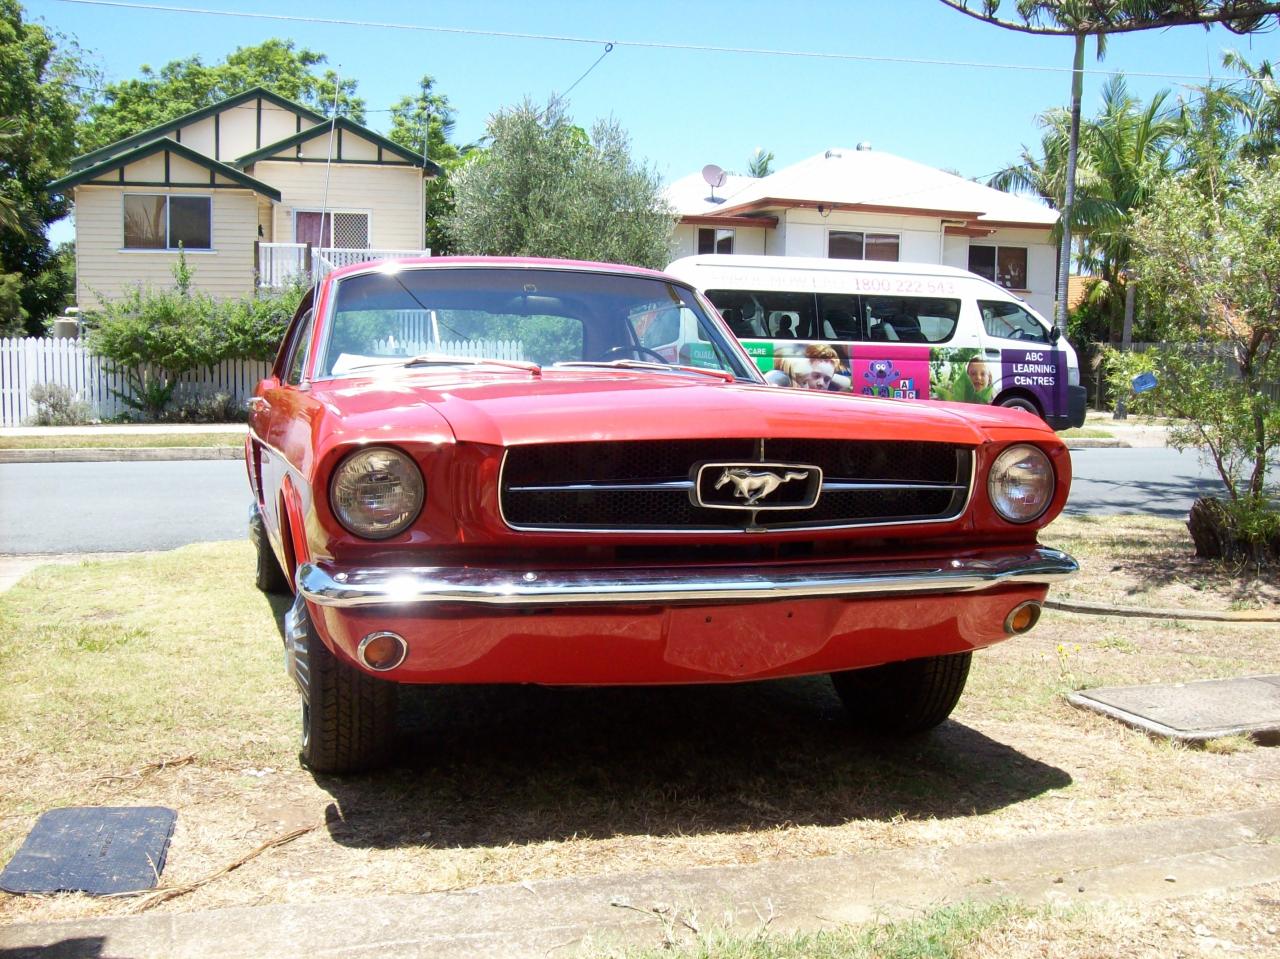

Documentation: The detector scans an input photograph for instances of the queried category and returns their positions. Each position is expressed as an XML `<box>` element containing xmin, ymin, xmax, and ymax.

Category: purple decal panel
<box><xmin>1001</xmin><ymin>349</ymin><xmax>1067</xmax><ymax>415</ymax></box>
<box><xmin>849</xmin><ymin>345</ymin><xmax>931</xmax><ymax>400</ymax></box>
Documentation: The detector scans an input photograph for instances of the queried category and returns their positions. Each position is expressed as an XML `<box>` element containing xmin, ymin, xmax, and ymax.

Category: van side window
<box><xmin>705</xmin><ymin>290</ymin><xmax>818</xmax><ymax>339</ymax></box>
<box><xmin>864</xmin><ymin>296</ymin><xmax>960</xmax><ymax>344</ymax></box>
<box><xmin>979</xmin><ymin>301</ymin><xmax>1050</xmax><ymax>344</ymax></box>
<box><xmin>815</xmin><ymin>293</ymin><xmax>863</xmax><ymax>339</ymax></box>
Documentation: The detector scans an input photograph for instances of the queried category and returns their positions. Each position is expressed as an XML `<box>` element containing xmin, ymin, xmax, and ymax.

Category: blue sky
<box><xmin>30</xmin><ymin>0</ymin><xmax>1279</xmax><ymax>233</ymax></box>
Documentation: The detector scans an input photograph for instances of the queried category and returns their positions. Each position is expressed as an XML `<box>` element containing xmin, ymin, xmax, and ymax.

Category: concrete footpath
<box><xmin>2</xmin><ymin>805</ymin><xmax>1278</xmax><ymax>958</ymax></box>
<box><xmin>0</xmin><ymin>415</ymin><xmax>1168</xmax><ymax>463</ymax></box>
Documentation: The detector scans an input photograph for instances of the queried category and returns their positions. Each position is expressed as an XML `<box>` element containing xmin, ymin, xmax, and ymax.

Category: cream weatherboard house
<box><xmin>668</xmin><ymin>147</ymin><xmax>1059</xmax><ymax>319</ymax></box>
<box><xmin>50</xmin><ymin>87</ymin><xmax>441</xmax><ymax>308</ymax></box>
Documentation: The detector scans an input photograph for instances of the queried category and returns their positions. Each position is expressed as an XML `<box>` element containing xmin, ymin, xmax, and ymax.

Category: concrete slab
<box><xmin>0</xmin><ymin>447</ymin><xmax>242</xmax><ymax>464</ymax></box>
<box><xmin>1070</xmin><ymin>675</ymin><xmax>1280</xmax><ymax>744</ymax></box>
<box><xmin>1</xmin><ymin>806</ymin><xmax>1278</xmax><ymax>959</ymax></box>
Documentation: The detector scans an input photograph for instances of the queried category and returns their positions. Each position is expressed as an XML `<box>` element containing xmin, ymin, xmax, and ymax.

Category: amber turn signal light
<box><xmin>357</xmin><ymin>631</ymin><xmax>408</xmax><ymax>671</ymax></box>
<box><xmin>1004</xmin><ymin>601</ymin><xmax>1042</xmax><ymax>635</ymax></box>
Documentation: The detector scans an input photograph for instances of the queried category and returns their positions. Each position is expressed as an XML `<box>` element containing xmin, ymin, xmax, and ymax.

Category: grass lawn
<box><xmin>1</xmin><ymin>519</ymin><xmax>1277</xmax><ymax>951</ymax></box>
<box><xmin>0</xmin><ymin>433</ymin><xmax>243</xmax><ymax>450</ymax></box>
<box><xmin>1056</xmin><ymin>427</ymin><xmax>1114</xmax><ymax>439</ymax></box>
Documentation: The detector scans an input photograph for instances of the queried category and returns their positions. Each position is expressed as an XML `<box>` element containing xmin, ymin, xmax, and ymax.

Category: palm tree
<box><xmin>991</xmin><ymin>77</ymin><xmax>1176</xmax><ymax>338</ymax></box>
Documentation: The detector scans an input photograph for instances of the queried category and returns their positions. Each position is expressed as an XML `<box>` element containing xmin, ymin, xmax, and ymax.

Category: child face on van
<box><xmin>803</xmin><ymin>359</ymin><xmax>837</xmax><ymax>391</ymax></box>
<box><xmin>967</xmin><ymin>359</ymin><xmax>993</xmax><ymax>392</ymax></box>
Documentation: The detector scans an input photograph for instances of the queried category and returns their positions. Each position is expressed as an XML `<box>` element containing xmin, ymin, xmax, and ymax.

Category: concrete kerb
<box><xmin>1</xmin><ymin>805</ymin><xmax>1278</xmax><ymax>959</ymax></box>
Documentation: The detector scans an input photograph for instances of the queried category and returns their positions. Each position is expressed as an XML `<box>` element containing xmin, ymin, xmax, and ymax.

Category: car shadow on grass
<box><xmin>314</xmin><ymin>678</ymin><xmax>1071</xmax><ymax>850</ymax></box>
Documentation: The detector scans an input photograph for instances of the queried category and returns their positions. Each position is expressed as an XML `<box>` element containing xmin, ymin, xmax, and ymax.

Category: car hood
<box><xmin>314</xmin><ymin>369</ymin><xmax>1019</xmax><ymax>448</ymax></box>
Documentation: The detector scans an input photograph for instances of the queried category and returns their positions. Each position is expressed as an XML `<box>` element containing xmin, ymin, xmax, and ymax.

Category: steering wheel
<box><xmin>602</xmin><ymin>345</ymin><xmax>668</xmax><ymax>363</ymax></box>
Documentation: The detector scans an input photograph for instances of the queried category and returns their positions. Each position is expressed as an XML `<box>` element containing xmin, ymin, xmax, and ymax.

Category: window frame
<box><xmin>826</xmin><ymin>229</ymin><xmax>900</xmax><ymax>262</ymax></box>
<box><xmin>120</xmin><ymin>192</ymin><xmax>214</xmax><ymax>252</ymax></box>
<box><xmin>697</xmin><ymin>227</ymin><xmax>735</xmax><ymax>255</ymax></box>
<box><xmin>293</xmin><ymin>208</ymin><xmax>373</xmax><ymax>249</ymax></box>
<box><xmin>968</xmin><ymin>244</ymin><xmax>1029</xmax><ymax>291</ymax></box>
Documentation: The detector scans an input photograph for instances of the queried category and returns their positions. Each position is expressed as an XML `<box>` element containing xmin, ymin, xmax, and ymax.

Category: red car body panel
<box><xmin>248</xmin><ymin>257</ymin><xmax>1074</xmax><ymax>686</ymax></box>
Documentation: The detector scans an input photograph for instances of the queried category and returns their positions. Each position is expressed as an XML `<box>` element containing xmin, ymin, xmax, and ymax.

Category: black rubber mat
<box><xmin>0</xmin><ymin>806</ymin><xmax>176</xmax><ymax>896</ymax></box>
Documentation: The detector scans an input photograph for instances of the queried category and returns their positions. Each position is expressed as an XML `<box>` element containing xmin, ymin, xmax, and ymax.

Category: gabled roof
<box><xmin>669</xmin><ymin>148</ymin><xmax>1057</xmax><ymax>228</ymax></box>
<box><xmin>71</xmin><ymin>86</ymin><xmax>329</xmax><ymax>172</ymax></box>
<box><xmin>232</xmin><ymin>116</ymin><xmax>443</xmax><ymax>176</ymax></box>
<box><xmin>49</xmin><ymin>137</ymin><xmax>282</xmax><ymax>201</ymax></box>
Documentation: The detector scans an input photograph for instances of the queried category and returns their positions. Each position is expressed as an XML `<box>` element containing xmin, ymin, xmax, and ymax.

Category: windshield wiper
<box><xmin>404</xmin><ymin>353</ymin><xmax>542</xmax><ymax>375</ymax></box>
<box><xmin>552</xmin><ymin>360</ymin><xmax>735</xmax><ymax>382</ymax></box>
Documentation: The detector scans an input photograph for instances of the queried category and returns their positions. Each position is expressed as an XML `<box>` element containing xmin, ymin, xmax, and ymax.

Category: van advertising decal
<box><xmin>1001</xmin><ymin>347</ymin><xmax>1067</xmax><ymax>414</ymax></box>
<box><xmin>739</xmin><ymin>340</ymin><xmax>1066</xmax><ymax>412</ymax></box>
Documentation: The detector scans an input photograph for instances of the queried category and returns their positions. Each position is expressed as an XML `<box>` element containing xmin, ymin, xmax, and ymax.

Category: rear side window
<box><xmin>863</xmin><ymin>296</ymin><xmax>960</xmax><ymax>344</ymax></box>
<box><xmin>705</xmin><ymin>289</ymin><xmax>819</xmax><ymax>339</ymax></box>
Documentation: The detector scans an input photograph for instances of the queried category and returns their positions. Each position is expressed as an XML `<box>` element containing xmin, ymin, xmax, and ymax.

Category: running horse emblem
<box><xmin>714</xmin><ymin>467</ymin><xmax>810</xmax><ymax>506</ymax></box>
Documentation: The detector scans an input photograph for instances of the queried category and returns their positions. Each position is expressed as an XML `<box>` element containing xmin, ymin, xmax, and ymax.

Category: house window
<box><xmin>123</xmin><ymin>194</ymin><xmax>212</xmax><ymax>250</ymax></box>
<box><xmin>295</xmin><ymin>211</ymin><xmax>370</xmax><ymax>249</ymax></box>
<box><xmin>969</xmin><ymin>245</ymin><xmax>1028</xmax><ymax>290</ymax></box>
<box><xmin>697</xmin><ymin>228</ymin><xmax>734</xmax><ymax>255</ymax></box>
<box><xmin>828</xmin><ymin>230</ymin><xmax>899</xmax><ymax>262</ymax></box>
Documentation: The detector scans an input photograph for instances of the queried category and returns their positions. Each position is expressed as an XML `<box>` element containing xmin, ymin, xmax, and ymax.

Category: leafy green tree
<box><xmin>448</xmin><ymin>98</ymin><xmax>675</xmax><ymax>269</ymax></box>
<box><xmin>939</xmin><ymin>0</ymin><xmax>1280</xmax><ymax>329</ymax></box>
<box><xmin>387</xmin><ymin>75</ymin><xmax>467</xmax><ymax>256</ymax></box>
<box><xmin>0</xmin><ymin>0</ymin><xmax>86</xmax><ymax>332</ymax></box>
<box><xmin>81</xmin><ymin>39</ymin><xmax>364</xmax><ymax>152</ymax></box>
<box><xmin>1108</xmin><ymin>162</ymin><xmax>1280</xmax><ymax>560</ymax></box>
<box><xmin>1219</xmin><ymin>50</ymin><xmax>1279</xmax><ymax>161</ymax></box>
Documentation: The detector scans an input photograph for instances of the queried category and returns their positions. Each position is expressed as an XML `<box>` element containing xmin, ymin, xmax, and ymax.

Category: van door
<box><xmin>977</xmin><ymin>299</ymin><xmax>1068</xmax><ymax>420</ymax></box>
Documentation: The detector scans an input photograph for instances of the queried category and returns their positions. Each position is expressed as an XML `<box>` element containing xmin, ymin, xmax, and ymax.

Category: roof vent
<box><xmin>824</xmin><ymin>149</ymin><xmax>843</xmax><ymax>159</ymax></box>
<box><xmin>856</xmin><ymin>142</ymin><xmax>872</xmax><ymax>151</ymax></box>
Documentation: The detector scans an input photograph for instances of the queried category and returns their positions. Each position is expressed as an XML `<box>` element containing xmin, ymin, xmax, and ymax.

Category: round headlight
<box><xmin>330</xmin><ymin>447</ymin><xmax>424</xmax><ymax>539</ymax></box>
<box><xmin>988</xmin><ymin>444</ymin><xmax>1054</xmax><ymax>523</ymax></box>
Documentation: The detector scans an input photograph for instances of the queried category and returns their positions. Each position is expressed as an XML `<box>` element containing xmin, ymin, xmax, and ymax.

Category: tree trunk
<box><xmin>1186</xmin><ymin>496</ymin><xmax>1230</xmax><ymax>559</ymax></box>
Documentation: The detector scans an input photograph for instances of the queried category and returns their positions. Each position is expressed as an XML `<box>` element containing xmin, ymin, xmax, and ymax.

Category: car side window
<box><xmin>285</xmin><ymin>309</ymin><xmax>315</xmax><ymax>385</ymax></box>
<box><xmin>979</xmin><ymin>301</ymin><xmax>1050</xmax><ymax>343</ymax></box>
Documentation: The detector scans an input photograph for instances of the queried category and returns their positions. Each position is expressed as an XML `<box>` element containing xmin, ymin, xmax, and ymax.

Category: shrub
<box><xmin>221</xmin><ymin>281</ymin><xmax>306</xmax><ymax>362</ymax></box>
<box><xmin>1107</xmin><ymin>162</ymin><xmax>1280</xmax><ymax>565</ymax></box>
<box><xmin>26</xmin><ymin>383</ymin><xmax>92</xmax><ymax>426</ymax></box>
<box><xmin>159</xmin><ymin>390</ymin><xmax>244</xmax><ymax>424</ymax></box>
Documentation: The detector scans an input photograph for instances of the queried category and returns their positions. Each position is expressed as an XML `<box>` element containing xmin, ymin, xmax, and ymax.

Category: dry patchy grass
<box><xmin>1043</xmin><ymin>513</ymin><xmax>1280</xmax><ymax>611</ymax></box>
<box><xmin>1</xmin><ymin>541</ymin><xmax>1277</xmax><ymax>929</ymax></box>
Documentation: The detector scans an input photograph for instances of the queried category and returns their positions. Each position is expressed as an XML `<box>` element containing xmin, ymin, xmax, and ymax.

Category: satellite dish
<box><xmin>701</xmin><ymin>164</ymin><xmax>728</xmax><ymax>188</ymax></box>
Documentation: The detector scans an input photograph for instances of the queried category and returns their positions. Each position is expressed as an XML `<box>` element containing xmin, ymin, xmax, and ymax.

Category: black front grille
<box><xmin>501</xmin><ymin>439</ymin><xmax>972</xmax><ymax>532</ymax></box>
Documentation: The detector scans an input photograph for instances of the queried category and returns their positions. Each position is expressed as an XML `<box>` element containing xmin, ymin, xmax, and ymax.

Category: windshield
<box><xmin>314</xmin><ymin>266</ymin><xmax>755</xmax><ymax>379</ymax></box>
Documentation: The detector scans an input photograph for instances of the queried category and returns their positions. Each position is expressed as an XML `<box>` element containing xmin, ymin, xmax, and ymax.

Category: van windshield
<box><xmin>706</xmin><ymin>289</ymin><xmax>960</xmax><ymax>344</ymax></box>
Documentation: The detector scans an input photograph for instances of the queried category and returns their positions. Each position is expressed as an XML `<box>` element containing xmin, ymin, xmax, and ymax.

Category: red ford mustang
<box><xmin>246</xmin><ymin>257</ymin><xmax>1077</xmax><ymax>773</ymax></box>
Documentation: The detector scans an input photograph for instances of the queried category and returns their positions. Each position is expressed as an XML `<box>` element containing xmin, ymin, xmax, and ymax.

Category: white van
<box><xmin>664</xmin><ymin>255</ymin><xmax>1086</xmax><ymax>431</ymax></box>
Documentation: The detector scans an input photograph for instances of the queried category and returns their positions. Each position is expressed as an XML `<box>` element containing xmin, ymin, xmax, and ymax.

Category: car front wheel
<box><xmin>830</xmin><ymin>651</ymin><xmax>972</xmax><ymax>734</ymax></box>
<box><xmin>250</xmin><ymin>504</ymin><xmax>291</xmax><ymax>595</ymax></box>
<box><xmin>285</xmin><ymin>597</ymin><xmax>397</xmax><ymax>773</ymax></box>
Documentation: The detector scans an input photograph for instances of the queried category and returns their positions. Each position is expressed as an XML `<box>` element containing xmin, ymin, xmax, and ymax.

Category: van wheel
<box><xmin>998</xmin><ymin>395</ymin><xmax>1043</xmax><ymax>420</ymax></box>
<box><xmin>830</xmin><ymin>652</ymin><xmax>972</xmax><ymax>734</ymax></box>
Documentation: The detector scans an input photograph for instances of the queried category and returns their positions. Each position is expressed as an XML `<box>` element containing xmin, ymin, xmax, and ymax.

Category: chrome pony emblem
<box><xmin>715</xmin><ymin>467</ymin><xmax>810</xmax><ymax>506</ymax></box>
<box><xmin>694</xmin><ymin>462</ymin><xmax>822</xmax><ymax>511</ymax></box>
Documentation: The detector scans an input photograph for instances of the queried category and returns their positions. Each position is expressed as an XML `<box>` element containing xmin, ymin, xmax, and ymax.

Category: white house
<box><xmin>668</xmin><ymin>147</ymin><xmax>1059</xmax><ymax>319</ymax></box>
<box><xmin>50</xmin><ymin>87</ymin><xmax>442</xmax><ymax>308</ymax></box>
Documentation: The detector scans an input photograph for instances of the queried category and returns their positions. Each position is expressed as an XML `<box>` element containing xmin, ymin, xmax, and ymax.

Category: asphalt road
<box><xmin>0</xmin><ymin>447</ymin><xmax>1265</xmax><ymax>555</ymax></box>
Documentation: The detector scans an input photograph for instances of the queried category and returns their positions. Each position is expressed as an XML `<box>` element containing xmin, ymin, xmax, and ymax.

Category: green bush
<box><xmin>86</xmin><ymin>254</ymin><xmax>303</xmax><ymax>419</ymax></box>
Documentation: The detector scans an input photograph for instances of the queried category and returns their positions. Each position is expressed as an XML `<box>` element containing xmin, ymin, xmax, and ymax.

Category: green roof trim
<box><xmin>49</xmin><ymin>137</ymin><xmax>283</xmax><ymax>201</ymax></box>
<box><xmin>70</xmin><ymin>86</ymin><xmax>329</xmax><ymax>172</ymax></box>
<box><xmin>232</xmin><ymin>116</ymin><xmax>443</xmax><ymax>176</ymax></box>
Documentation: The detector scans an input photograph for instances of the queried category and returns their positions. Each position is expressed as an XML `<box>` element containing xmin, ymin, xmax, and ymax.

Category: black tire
<box><xmin>998</xmin><ymin>395</ymin><xmax>1043</xmax><ymax>420</ymax></box>
<box><xmin>830</xmin><ymin>652</ymin><xmax>972</xmax><ymax>735</ymax></box>
<box><xmin>293</xmin><ymin>601</ymin><xmax>398</xmax><ymax>773</ymax></box>
<box><xmin>250</xmin><ymin>505</ymin><xmax>291</xmax><ymax>595</ymax></box>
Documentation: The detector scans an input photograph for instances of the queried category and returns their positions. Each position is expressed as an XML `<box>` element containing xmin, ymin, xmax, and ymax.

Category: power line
<box><xmin>50</xmin><ymin>0</ymin><xmax>1271</xmax><ymax>85</ymax></box>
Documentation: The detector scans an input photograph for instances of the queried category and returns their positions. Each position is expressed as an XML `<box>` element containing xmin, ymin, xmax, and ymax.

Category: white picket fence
<box><xmin>0</xmin><ymin>336</ymin><xmax>270</xmax><ymax>426</ymax></box>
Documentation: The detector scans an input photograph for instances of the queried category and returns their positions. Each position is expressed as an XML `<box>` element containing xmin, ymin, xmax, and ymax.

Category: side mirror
<box><xmin>1049</xmin><ymin>325</ymin><xmax>1062</xmax><ymax>343</ymax></box>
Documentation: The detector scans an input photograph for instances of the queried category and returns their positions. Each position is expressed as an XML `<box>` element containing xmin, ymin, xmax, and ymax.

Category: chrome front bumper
<box><xmin>296</xmin><ymin>547</ymin><xmax>1078</xmax><ymax>610</ymax></box>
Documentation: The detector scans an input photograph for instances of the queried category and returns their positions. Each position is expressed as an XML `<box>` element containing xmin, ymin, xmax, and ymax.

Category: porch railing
<box><xmin>255</xmin><ymin>243</ymin><xmax>430</xmax><ymax>290</ymax></box>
